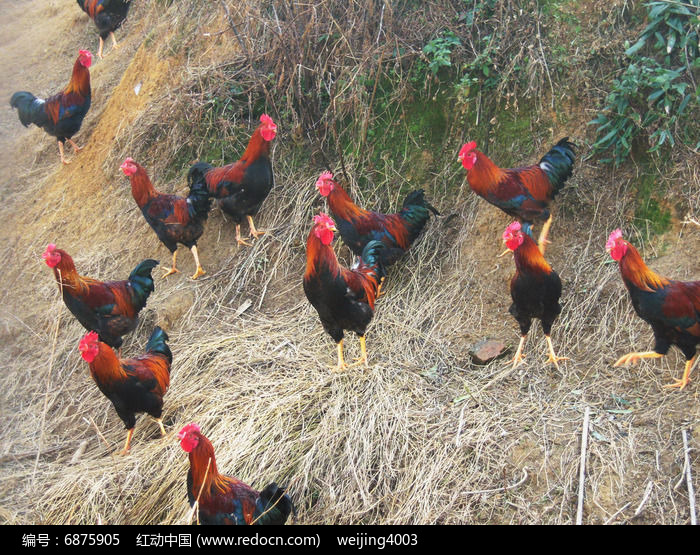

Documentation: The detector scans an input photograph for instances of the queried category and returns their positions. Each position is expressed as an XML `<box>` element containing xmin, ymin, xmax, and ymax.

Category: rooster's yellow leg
<box><xmin>155</xmin><ymin>418</ymin><xmax>166</xmax><ymax>436</ymax></box>
<box><xmin>351</xmin><ymin>336</ymin><xmax>368</xmax><ymax>367</ymax></box>
<box><xmin>613</xmin><ymin>351</ymin><xmax>663</xmax><ymax>367</ymax></box>
<box><xmin>538</xmin><ymin>215</ymin><xmax>553</xmax><ymax>255</ymax></box>
<box><xmin>247</xmin><ymin>215</ymin><xmax>266</xmax><ymax>239</ymax></box>
<box><xmin>376</xmin><ymin>277</ymin><xmax>386</xmax><ymax>299</ymax></box>
<box><xmin>545</xmin><ymin>335</ymin><xmax>569</xmax><ymax>370</ymax></box>
<box><xmin>98</xmin><ymin>37</ymin><xmax>105</xmax><ymax>59</ymax></box>
<box><xmin>67</xmin><ymin>139</ymin><xmax>83</xmax><ymax>153</ymax></box>
<box><xmin>236</xmin><ymin>225</ymin><xmax>253</xmax><ymax>247</ymax></box>
<box><xmin>58</xmin><ymin>141</ymin><xmax>70</xmax><ymax>165</ymax></box>
<box><xmin>110</xmin><ymin>32</ymin><xmax>119</xmax><ymax>50</ymax></box>
<box><xmin>333</xmin><ymin>340</ymin><xmax>348</xmax><ymax>372</ymax></box>
<box><xmin>190</xmin><ymin>246</ymin><xmax>206</xmax><ymax>279</ymax></box>
<box><xmin>119</xmin><ymin>428</ymin><xmax>134</xmax><ymax>455</ymax></box>
<box><xmin>506</xmin><ymin>336</ymin><xmax>527</xmax><ymax>369</ymax></box>
<box><xmin>162</xmin><ymin>251</ymin><xmax>180</xmax><ymax>277</ymax></box>
<box><xmin>664</xmin><ymin>355</ymin><xmax>697</xmax><ymax>390</ymax></box>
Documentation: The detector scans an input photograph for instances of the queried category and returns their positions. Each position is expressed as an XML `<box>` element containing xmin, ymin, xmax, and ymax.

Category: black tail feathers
<box><xmin>256</xmin><ymin>483</ymin><xmax>295</xmax><ymax>525</ymax></box>
<box><xmin>145</xmin><ymin>326</ymin><xmax>172</xmax><ymax>364</ymax></box>
<box><xmin>187</xmin><ymin>180</ymin><xmax>212</xmax><ymax>222</ymax></box>
<box><xmin>403</xmin><ymin>189</ymin><xmax>440</xmax><ymax>216</ymax></box>
<box><xmin>187</xmin><ymin>162</ymin><xmax>214</xmax><ymax>189</ymax></box>
<box><xmin>539</xmin><ymin>138</ymin><xmax>576</xmax><ymax>191</ymax></box>
<box><xmin>128</xmin><ymin>259</ymin><xmax>158</xmax><ymax>310</ymax></box>
<box><xmin>10</xmin><ymin>92</ymin><xmax>46</xmax><ymax>128</ymax></box>
<box><xmin>360</xmin><ymin>240</ymin><xmax>387</xmax><ymax>283</ymax></box>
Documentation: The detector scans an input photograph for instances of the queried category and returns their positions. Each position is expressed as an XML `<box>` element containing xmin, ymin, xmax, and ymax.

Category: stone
<box><xmin>469</xmin><ymin>338</ymin><xmax>509</xmax><ymax>365</ymax></box>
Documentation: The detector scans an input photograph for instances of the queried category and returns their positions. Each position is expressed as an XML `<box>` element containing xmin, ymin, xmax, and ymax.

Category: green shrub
<box><xmin>590</xmin><ymin>0</ymin><xmax>699</xmax><ymax>165</ymax></box>
<box><xmin>423</xmin><ymin>32</ymin><xmax>462</xmax><ymax>76</ymax></box>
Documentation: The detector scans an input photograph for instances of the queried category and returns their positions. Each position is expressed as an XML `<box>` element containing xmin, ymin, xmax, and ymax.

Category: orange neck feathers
<box><xmin>239</xmin><ymin>125</ymin><xmax>271</xmax><ymax>164</ymax></box>
<box><xmin>88</xmin><ymin>342</ymin><xmax>127</xmax><ymax>386</ymax></box>
<box><xmin>467</xmin><ymin>151</ymin><xmax>507</xmax><ymax>195</ymax></box>
<box><xmin>188</xmin><ymin>435</ymin><xmax>238</xmax><ymax>498</ymax></box>
<box><xmin>52</xmin><ymin>250</ymin><xmax>92</xmax><ymax>296</ymax></box>
<box><xmin>359</xmin><ymin>273</ymin><xmax>379</xmax><ymax>310</ymax></box>
<box><xmin>327</xmin><ymin>182</ymin><xmax>368</xmax><ymax>223</ymax></box>
<box><xmin>65</xmin><ymin>57</ymin><xmax>91</xmax><ymax>98</ymax></box>
<box><xmin>514</xmin><ymin>235</ymin><xmax>552</xmax><ymax>275</ymax></box>
<box><xmin>619</xmin><ymin>242</ymin><xmax>669</xmax><ymax>292</ymax></box>
<box><xmin>129</xmin><ymin>166</ymin><xmax>160</xmax><ymax>208</ymax></box>
<box><xmin>304</xmin><ymin>231</ymin><xmax>340</xmax><ymax>280</ymax></box>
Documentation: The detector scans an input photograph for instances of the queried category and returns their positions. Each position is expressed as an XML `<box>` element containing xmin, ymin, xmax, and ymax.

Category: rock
<box><xmin>469</xmin><ymin>338</ymin><xmax>509</xmax><ymax>365</ymax></box>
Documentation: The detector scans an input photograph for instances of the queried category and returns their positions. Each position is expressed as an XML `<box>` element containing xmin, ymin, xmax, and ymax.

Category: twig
<box><xmin>0</xmin><ymin>445</ymin><xmax>66</xmax><ymax>464</ymax></box>
<box><xmin>634</xmin><ymin>480</ymin><xmax>654</xmax><ymax>517</ymax></box>
<box><xmin>681</xmin><ymin>430</ymin><xmax>697</xmax><ymax>525</ymax></box>
<box><xmin>375</xmin><ymin>2</ymin><xmax>385</xmax><ymax>45</ymax></box>
<box><xmin>576</xmin><ymin>406</ymin><xmax>590</xmax><ymax>525</ymax></box>
<box><xmin>535</xmin><ymin>14</ymin><xmax>555</xmax><ymax>109</ymax></box>
<box><xmin>85</xmin><ymin>417</ymin><xmax>112</xmax><ymax>451</ymax></box>
<box><xmin>681</xmin><ymin>217</ymin><xmax>700</xmax><ymax>227</ymax></box>
<box><xmin>220</xmin><ymin>1</ymin><xmax>252</xmax><ymax>68</ymax></box>
<box><xmin>462</xmin><ymin>467</ymin><xmax>528</xmax><ymax>495</ymax></box>
<box><xmin>33</xmin><ymin>269</ymin><xmax>63</xmax><ymax>483</ymax></box>
<box><xmin>603</xmin><ymin>502</ymin><xmax>631</xmax><ymax>524</ymax></box>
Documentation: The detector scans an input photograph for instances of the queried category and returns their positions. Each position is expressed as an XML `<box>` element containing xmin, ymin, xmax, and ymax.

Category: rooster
<box><xmin>607</xmin><ymin>229</ymin><xmax>700</xmax><ymax>390</ymax></box>
<box><xmin>76</xmin><ymin>1</ymin><xmax>132</xmax><ymax>59</ymax></box>
<box><xmin>316</xmin><ymin>171</ymin><xmax>439</xmax><ymax>267</ymax></box>
<box><xmin>187</xmin><ymin>114</ymin><xmax>277</xmax><ymax>246</ymax></box>
<box><xmin>458</xmin><ymin>138</ymin><xmax>575</xmax><ymax>247</ymax></box>
<box><xmin>10</xmin><ymin>50</ymin><xmax>92</xmax><ymax>165</ymax></box>
<box><xmin>502</xmin><ymin>221</ymin><xmax>567</xmax><ymax>370</ymax></box>
<box><xmin>178</xmin><ymin>423</ymin><xmax>295</xmax><ymax>525</ymax></box>
<box><xmin>79</xmin><ymin>328</ymin><xmax>171</xmax><ymax>454</ymax></box>
<box><xmin>121</xmin><ymin>158</ymin><xmax>211</xmax><ymax>279</ymax></box>
<box><xmin>43</xmin><ymin>244</ymin><xmax>157</xmax><ymax>350</ymax></box>
<box><xmin>303</xmin><ymin>213</ymin><xmax>385</xmax><ymax>371</ymax></box>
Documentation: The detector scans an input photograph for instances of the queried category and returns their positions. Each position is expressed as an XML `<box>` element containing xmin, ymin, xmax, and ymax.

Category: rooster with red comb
<box><xmin>11</xmin><ymin>50</ymin><xmax>92</xmax><ymax>164</ymax></box>
<box><xmin>178</xmin><ymin>423</ymin><xmax>295</xmax><ymax>525</ymax></box>
<box><xmin>303</xmin><ymin>213</ymin><xmax>385</xmax><ymax>370</ymax></box>
<box><xmin>458</xmin><ymin>138</ymin><xmax>575</xmax><ymax>249</ymax></box>
<box><xmin>43</xmin><ymin>244</ymin><xmax>157</xmax><ymax>350</ymax></box>
<box><xmin>187</xmin><ymin>114</ymin><xmax>277</xmax><ymax>246</ymax></box>
<box><xmin>315</xmin><ymin>171</ymin><xmax>439</xmax><ymax>267</ymax></box>
<box><xmin>607</xmin><ymin>229</ymin><xmax>700</xmax><ymax>390</ymax></box>
<box><xmin>121</xmin><ymin>158</ymin><xmax>211</xmax><ymax>279</ymax></box>
<box><xmin>502</xmin><ymin>221</ymin><xmax>567</xmax><ymax>370</ymax></box>
<box><xmin>79</xmin><ymin>327</ymin><xmax>171</xmax><ymax>454</ymax></box>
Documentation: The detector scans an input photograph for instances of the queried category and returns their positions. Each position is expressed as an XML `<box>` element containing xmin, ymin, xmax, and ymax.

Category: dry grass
<box><xmin>0</xmin><ymin>0</ymin><xmax>698</xmax><ymax>525</ymax></box>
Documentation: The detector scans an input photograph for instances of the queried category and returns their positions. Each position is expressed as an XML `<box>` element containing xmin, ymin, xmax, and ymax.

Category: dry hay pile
<box><xmin>0</xmin><ymin>1</ymin><xmax>698</xmax><ymax>525</ymax></box>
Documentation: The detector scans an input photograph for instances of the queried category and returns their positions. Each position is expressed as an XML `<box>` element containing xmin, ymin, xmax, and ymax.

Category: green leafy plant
<box><xmin>625</xmin><ymin>0</ymin><xmax>698</xmax><ymax>64</ymax></box>
<box><xmin>423</xmin><ymin>31</ymin><xmax>461</xmax><ymax>76</ymax></box>
<box><xmin>589</xmin><ymin>59</ymin><xmax>693</xmax><ymax>164</ymax></box>
<box><xmin>590</xmin><ymin>0</ymin><xmax>699</xmax><ymax>165</ymax></box>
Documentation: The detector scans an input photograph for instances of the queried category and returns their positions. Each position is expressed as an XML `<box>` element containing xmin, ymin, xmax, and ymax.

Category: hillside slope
<box><xmin>0</xmin><ymin>1</ymin><xmax>698</xmax><ymax>524</ymax></box>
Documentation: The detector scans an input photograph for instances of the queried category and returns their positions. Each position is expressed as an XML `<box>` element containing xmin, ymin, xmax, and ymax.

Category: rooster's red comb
<box><xmin>606</xmin><ymin>229</ymin><xmax>623</xmax><ymax>250</ymax></box>
<box><xmin>316</xmin><ymin>171</ymin><xmax>334</xmax><ymax>186</ymax></box>
<box><xmin>79</xmin><ymin>331</ymin><xmax>99</xmax><ymax>350</ymax></box>
<box><xmin>313</xmin><ymin>212</ymin><xmax>335</xmax><ymax>228</ymax></box>
<box><xmin>178</xmin><ymin>423</ymin><xmax>201</xmax><ymax>440</ymax></box>
<box><xmin>503</xmin><ymin>221</ymin><xmax>522</xmax><ymax>240</ymax></box>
